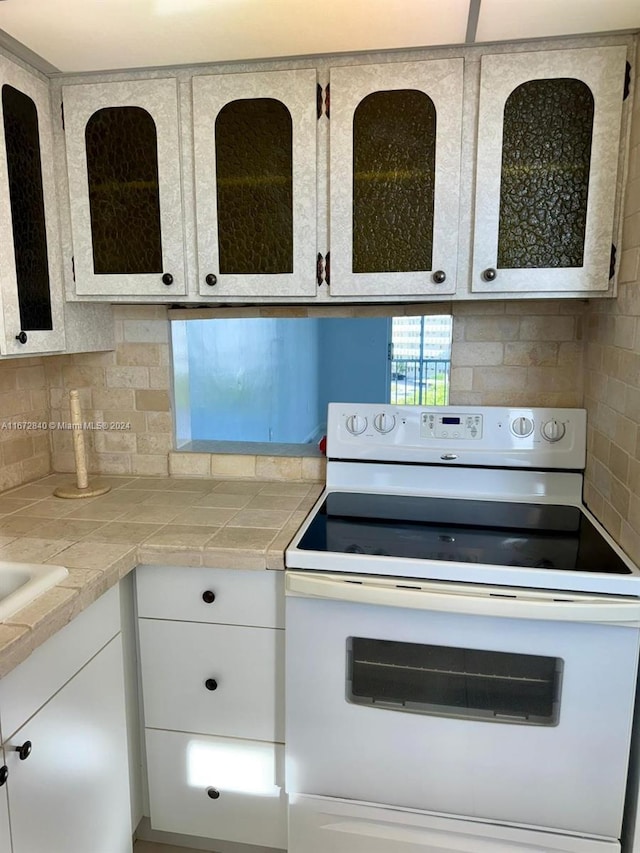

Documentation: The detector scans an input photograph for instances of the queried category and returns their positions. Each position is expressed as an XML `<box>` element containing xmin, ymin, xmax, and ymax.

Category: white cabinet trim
<box><xmin>0</xmin><ymin>55</ymin><xmax>65</xmax><ymax>355</ymax></box>
<box><xmin>329</xmin><ymin>59</ymin><xmax>464</xmax><ymax>297</ymax></box>
<box><xmin>63</xmin><ymin>78</ymin><xmax>186</xmax><ymax>297</ymax></box>
<box><xmin>472</xmin><ymin>46</ymin><xmax>627</xmax><ymax>293</ymax></box>
<box><xmin>193</xmin><ymin>68</ymin><xmax>317</xmax><ymax>298</ymax></box>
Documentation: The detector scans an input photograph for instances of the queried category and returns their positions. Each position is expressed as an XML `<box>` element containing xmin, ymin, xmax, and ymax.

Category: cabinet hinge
<box><xmin>610</xmin><ymin>244</ymin><xmax>616</xmax><ymax>281</ymax></box>
<box><xmin>316</xmin><ymin>84</ymin><xmax>330</xmax><ymax>119</ymax></box>
<box><xmin>388</xmin><ymin>342</ymin><xmax>394</xmax><ymax>361</ymax></box>
<box><xmin>316</xmin><ymin>252</ymin><xmax>330</xmax><ymax>286</ymax></box>
<box><xmin>71</xmin><ymin>255</ymin><xmax>75</xmax><ymax>282</ymax></box>
<box><xmin>623</xmin><ymin>62</ymin><xmax>631</xmax><ymax>100</ymax></box>
<box><xmin>60</xmin><ymin>101</ymin><xmax>65</xmax><ymax>130</ymax></box>
<box><xmin>324</xmin><ymin>83</ymin><xmax>330</xmax><ymax>119</ymax></box>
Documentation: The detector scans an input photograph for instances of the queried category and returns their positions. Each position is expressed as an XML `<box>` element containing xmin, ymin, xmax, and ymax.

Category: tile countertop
<box><xmin>0</xmin><ymin>473</ymin><xmax>323</xmax><ymax>678</ymax></box>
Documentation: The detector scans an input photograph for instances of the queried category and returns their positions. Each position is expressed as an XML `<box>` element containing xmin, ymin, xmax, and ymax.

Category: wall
<box><xmin>0</xmin><ymin>357</ymin><xmax>51</xmax><ymax>491</ymax></box>
<box><xmin>318</xmin><ymin>317</ymin><xmax>390</xmax><ymax>421</ymax></box>
<box><xmin>583</xmin><ymin>61</ymin><xmax>640</xmax><ymax>564</ymax></box>
<box><xmin>40</xmin><ymin>300</ymin><xmax>586</xmax><ymax>481</ymax></box>
<box><xmin>46</xmin><ymin>305</ymin><xmax>172</xmax><ymax>477</ymax></box>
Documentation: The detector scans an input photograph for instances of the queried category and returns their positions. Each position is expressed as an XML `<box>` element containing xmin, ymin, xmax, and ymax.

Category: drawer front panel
<box><xmin>139</xmin><ymin>619</ymin><xmax>284</xmax><ymax>742</ymax></box>
<box><xmin>146</xmin><ymin>728</ymin><xmax>286</xmax><ymax>849</ymax></box>
<box><xmin>135</xmin><ymin>565</ymin><xmax>284</xmax><ymax>628</ymax></box>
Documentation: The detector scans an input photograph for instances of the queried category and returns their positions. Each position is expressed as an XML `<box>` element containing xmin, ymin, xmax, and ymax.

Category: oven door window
<box><xmin>347</xmin><ymin>638</ymin><xmax>562</xmax><ymax>726</ymax></box>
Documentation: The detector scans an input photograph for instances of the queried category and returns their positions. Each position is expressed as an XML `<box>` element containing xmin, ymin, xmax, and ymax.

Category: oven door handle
<box><xmin>286</xmin><ymin>572</ymin><xmax>640</xmax><ymax>624</ymax></box>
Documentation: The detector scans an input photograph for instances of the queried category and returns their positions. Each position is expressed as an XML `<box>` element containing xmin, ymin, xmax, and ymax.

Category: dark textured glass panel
<box><xmin>497</xmin><ymin>79</ymin><xmax>594</xmax><ymax>269</ymax></box>
<box><xmin>353</xmin><ymin>90</ymin><xmax>436</xmax><ymax>274</ymax></box>
<box><xmin>85</xmin><ymin>106</ymin><xmax>162</xmax><ymax>274</ymax></box>
<box><xmin>2</xmin><ymin>84</ymin><xmax>52</xmax><ymax>331</ymax></box>
<box><xmin>215</xmin><ymin>98</ymin><xmax>293</xmax><ymax>274</ymax></box>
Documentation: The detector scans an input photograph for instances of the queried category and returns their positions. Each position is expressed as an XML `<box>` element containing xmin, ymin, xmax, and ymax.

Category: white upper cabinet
<box><xmin>329</xmin><ymin>59</ymin><xmax>463</xmax><ymax>297</ymax></box>
<box><xmin>471</xmin><ymin>46</ymin><xmax>628</xmax><ymax>294</ymax></box>
<box><xmin>0</xmin><ymin>56</ymin><xmax>65</xmax><ymax>354</ymax></box>
<box><xmin>192</xmin><ymin>69</ymin><xmax>317</xmax><ymax>298</ymax></box>
<box><xmin>63</xmin><ymin>78</ymin><xmax>185</xmax><ymax>297</ymax></box>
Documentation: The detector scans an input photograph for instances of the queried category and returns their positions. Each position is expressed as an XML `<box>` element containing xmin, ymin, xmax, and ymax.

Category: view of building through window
<box><xmin>171</xmin><ymin>315</ymin><xmax>453</xmax><ymax>448</ymax></box>
<box><xmin>390</xmin><ymin>316</ymin><xmax>452</xmax><ymax>405</ymax></box>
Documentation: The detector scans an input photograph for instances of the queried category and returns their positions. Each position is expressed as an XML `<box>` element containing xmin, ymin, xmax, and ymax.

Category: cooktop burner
<box><xmin>296</xmin><ymin>492</ymin><xmax>631</xmax><ymax>575</ymax></box>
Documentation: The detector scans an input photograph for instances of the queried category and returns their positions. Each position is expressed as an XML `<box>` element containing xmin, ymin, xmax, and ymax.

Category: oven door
<box><xmin>285</xmin><ymin>572</ymin><xmax>640</xmax><ymax>841</ymax></box>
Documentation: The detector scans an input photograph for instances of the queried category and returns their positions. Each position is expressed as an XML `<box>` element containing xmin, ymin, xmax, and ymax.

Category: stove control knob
<box><xmin>373</xmin><ymin>412</ymin><xmax>396</xmax><ymax>434</ymax></box>
<box><xmin>511</xmin><ymin>416</ymin><xmax>534</xmax><ymax>438</ymax></box>
<box><xmin>345</xmin><ymin>414</ymin><xmax>367</xmax><ymax>435</ymax></box>
<box><xmin>541</xmin><ymin>419</ymin><xmax>566</xmax><ymax>443</ymax></box>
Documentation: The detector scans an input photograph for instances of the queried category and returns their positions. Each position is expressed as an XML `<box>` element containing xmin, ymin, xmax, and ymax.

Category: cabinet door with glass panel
<box><xmin>0</xmin><ymin>56</ymin><xmax>65</xmax><ymax>355</ymax></box>
<box><xmin>63</xmin><ymin>78</ymin><xmax>185</xmax><ymax>297</ymax></box>
<box><xmin>472</xmin><ymin>46</ymin><xmax>627</xmax><ymax>295</ymax></box>
<box><xmin>192</xmin><ymin>69</ymin><xmax>317</xmax><ymax>298</ymax></box>
<box><xmin>329</xmin><ymin>60</ymin><xmax>463</xmax><ymax>297</ymax></box>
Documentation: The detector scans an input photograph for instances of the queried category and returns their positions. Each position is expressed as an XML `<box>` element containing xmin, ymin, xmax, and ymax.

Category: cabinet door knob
<box><xmin>0</xmin><ymin>765</ymin><xmax>7</xmax><ymax>786</ymax></box>
<box><xmin>205</xmin><ymin>678</ymin><xmax>218</xmax><ymax>691</ymax></box>
<box><xmin>205</xmin><ymin>273</ymin><xmax>217</xmax><ymax>287</ymax></box>
<box><xmin>202</xmin><ymin>590</ymin><xmax>216</xmax><ymax>604</ymax></box>
<box><xmin>207</xmin><ymin>787</ymin><xmax>221</xmax><ymax>799</ymax></box>
<box><xmin>432</xmin><ymin>270</ymin><xmax>446</xmax><ymax>284</ymax></box>
<box><xmin>482</xmin><ymin>267</ymin><xmax>497</xmax><ymax>282</ymax></box>
<box><xmin>16</xmin><ymin>741</ymin><xmax>31</xmax><ymax>761</ymax></box>
<box><xmin>162</xmin><ymin>273</ymin><xmax>174</xmax><ymax>286</ymax></box>
<box><xmin>15</xmin><ymin>331</ymin><xmax>28</xmax><ymax>345</ymax></box>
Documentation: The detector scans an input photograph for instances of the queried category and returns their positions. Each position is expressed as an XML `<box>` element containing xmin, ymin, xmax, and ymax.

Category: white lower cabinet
<box><xmin>136</xmin><ymin>565</ymin><xmax>286</xmax><ymax>850</ymax></box>
<box><xmin>289</xmin><ymin>795</ymin><xmax>620</xmax><ymax>853</ymax></box>
<box><xmin>0</xmin><ymin>766</ymin><xmax>10</xmax><ymax>852</ymax></box>
<box><xmin>0</xmin><ymin>586</ymin><xmax>132</xmax><ymax>853</ymax></box>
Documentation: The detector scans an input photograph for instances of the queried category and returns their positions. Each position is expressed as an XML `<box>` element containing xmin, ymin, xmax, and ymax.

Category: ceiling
<box><xmin>0</xmin><ymin>0</ymin><xmax>638</xmax><ymax>74</ymax></box>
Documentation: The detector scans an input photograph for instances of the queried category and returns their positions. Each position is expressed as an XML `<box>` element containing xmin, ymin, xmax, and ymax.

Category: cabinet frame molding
<box><xmin>329</xmin><ymin>59</ymin><xmax>464</xmax><ymax>297</ymax></box>
<box><xmin>62</xmin><ymin>77</ymin><xmax>186</xmax><ymax>297</ymax></box>
<box><xmin>0</xmin><ymin>56</ymin><xmax>65</xmax><ymax>355</ymax></box>
<box><xmin>472</xmin><ymin>45</ymin><xmax>628</xmax><ymax>294</ymax></box>
<box><xmin>192</xmin><ymin>68</ymin><xmax>318</xmax><ymax>298</ymax></box>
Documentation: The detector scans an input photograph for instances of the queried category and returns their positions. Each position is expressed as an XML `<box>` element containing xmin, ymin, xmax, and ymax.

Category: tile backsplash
<box><xmin>583</xmin><ymin>59</ymin><xmax>640</xmax><ymax>565</ymax></box>
<box><xmin>0</xmin><ymin>298</ymin><xmax>588</xmax><ymax>492</ymax></box>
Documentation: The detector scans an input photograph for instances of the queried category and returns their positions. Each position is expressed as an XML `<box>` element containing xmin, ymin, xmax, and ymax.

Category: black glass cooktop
<box><xmin>297</xmin><ymin>492</ymin><xmax>631</xmax><ymax>574</ymax></box>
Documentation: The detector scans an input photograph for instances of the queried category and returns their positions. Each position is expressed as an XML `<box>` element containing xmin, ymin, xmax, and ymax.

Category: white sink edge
<box><xmin>0</xmin><ymin>562</ymin><xmax>69</xmax><ymax>623</ymax></box>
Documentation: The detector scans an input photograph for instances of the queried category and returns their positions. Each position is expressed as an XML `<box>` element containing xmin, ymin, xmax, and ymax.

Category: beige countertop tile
<box><xmin>0</xmin><ymin>474</ymin><xmax>323</xmax><ymax>678</ymax></box>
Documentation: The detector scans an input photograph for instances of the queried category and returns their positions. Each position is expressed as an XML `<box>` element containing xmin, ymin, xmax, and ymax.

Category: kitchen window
<box><xmin>170</xmin><ymin>312</ymin><xmax>452</xmax><ymax>450</ymax></box>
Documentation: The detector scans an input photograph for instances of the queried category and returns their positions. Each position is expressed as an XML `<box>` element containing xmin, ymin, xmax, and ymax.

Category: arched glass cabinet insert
<box><xmin>352</xmin><ymin>89</ymin><xmax>436</xmax><ymax>275</ymax></box>
<box><xmin>497</xmin><ymin>78</ymin><xmax>594</xmax><ymax>271</ymax></box>
<box><xmin>472</xmin><ymin>46</ymin><xmax>627</xmax><ymax>294</ymax></box>
<box><xmin>85</xmin><ymin>106</ymin><xmax>163</xmax><ymax>275</ymax></box>
<box><xmin>215</xmin><ymin>98</ymin><xmax>293</xmax><ymax>275</ymax></box>
<box><xmin>2</xmin><ymin>84</ymin><xmax>53</xmax><ymax>331</ymax></box>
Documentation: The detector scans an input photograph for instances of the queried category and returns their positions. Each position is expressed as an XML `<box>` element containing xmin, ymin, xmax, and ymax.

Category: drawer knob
<box><xmin>202</xmin><ymin>590</ymin><xmax>216</xmax><ymax>604</ymax></box>
<box><xmin>205</xmin><ymin>678</ymin><xmax>218</xmax><ymax>691</ymax></box>
<box><xmin>0</xmin><ymin>765</ymin><xmax>7</xmax><ymax>786</ymax></box>
<box><xmin>207</xmin><ymin>787</ymin><xmax>220</xmax><ymax>799</ymax></box>
<box><xmin>162</xmin><ymin>272</ymin><xmax>174</xmax><ymax>286</ymax></box>
<box><xmin>205</xmin><ymin>273</ymin><xmax>217</xmax><ymax>287</ymax></box>
<box><xmin>16</xmin><ymin>741</ymin><xmax>31</xmax><ymax>761</ymax></box>
<box><xmin>482</xmin><ymin>267</ymin><xmax>497</xmax><ymax>282</ymax></box>
<box><xmin>15</xmin><ymin>331</ymin><xmax>28</xmax><ymax>345</ymax></box>
<box><xmin>432</xmin><ymin>270</ymin><xmax>446</xmax><ymax>284</ymax></box>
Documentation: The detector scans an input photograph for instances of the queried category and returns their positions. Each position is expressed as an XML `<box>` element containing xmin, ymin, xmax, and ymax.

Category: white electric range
<box><xmin>285</xmin><ymin>404</ymin><xmax>640</xmax><ymax>853</ymax></box>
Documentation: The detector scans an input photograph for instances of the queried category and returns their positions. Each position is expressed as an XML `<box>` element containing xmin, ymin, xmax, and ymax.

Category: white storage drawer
<box><xmin>146</xmin><ymin>728</ymin><xmax>287</xmax><ymax>849</ymax></box>
<box><xmin>288</xmin><ymin>795</ymin><xmax>619</xmax><ymax>853</ymax></box>
<box><xmin>138</xmin><ymin>618</ymin><xmax>284</xmax><ymax>742</ymax></box>
<box><xmin>135</xmin><ymin>565</ymin><xmax>284</xmax><ymax>628</ymax></box>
